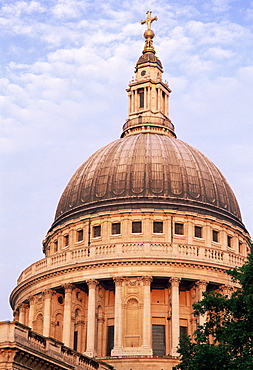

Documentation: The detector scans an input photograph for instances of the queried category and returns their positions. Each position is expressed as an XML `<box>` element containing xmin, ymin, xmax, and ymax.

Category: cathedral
<box><xmin>0</xmin><ymin>12</ymin><xmax>251</xmax><ymax>370</ymax></box>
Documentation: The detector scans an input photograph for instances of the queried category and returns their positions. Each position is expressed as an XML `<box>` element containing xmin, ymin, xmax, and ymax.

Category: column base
<box><xmin>171</xmin><ymin>347</ymin><xmax>179</xmax><ymax>357</ymax></box>
<box><xmin>111</xmin><ymin>346</ymin><xmax>153</xmax><ymax>356</ymax></box>
<box><xmin>84</xmin><ymin>349</ymin><xmax>96</xmax><ymax>358</ymax></box>
<box><xmin>141</xmin><ymin>345</ymin><xmax>153</xmax><ymax>355</ymax></box>
<box><xmin>111</xmin><ymin>347</ymin><xmax>123</xmax><ymax>356</ymax></box>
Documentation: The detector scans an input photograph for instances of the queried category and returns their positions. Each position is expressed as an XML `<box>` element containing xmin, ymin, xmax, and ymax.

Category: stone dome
<box><xmin>136</xmin><ymin>51</ymin><xmax>163</xmax><ymax>69</ymax></box>
<box><xmin>53</xmin><ymin>132</ymin><xmax>243</xmax><ymax>230</ymax></box>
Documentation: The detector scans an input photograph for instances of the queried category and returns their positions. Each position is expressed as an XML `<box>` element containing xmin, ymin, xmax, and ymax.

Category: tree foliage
<box><xmin>173</xmin><ymin>254</ymin><xmax>253</xmax><ymax>370</ymax></box>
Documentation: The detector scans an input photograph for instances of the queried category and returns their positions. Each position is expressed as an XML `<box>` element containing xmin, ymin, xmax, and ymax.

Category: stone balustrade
<box><xmin>0</xmin><ymin>321</ymin><xmax>112</xmax><ymax>370</ymax></box>
<box><xmin>17</xmin><ymin>242</ymin><xmax>245</xmax><ymax>284</ymax></box>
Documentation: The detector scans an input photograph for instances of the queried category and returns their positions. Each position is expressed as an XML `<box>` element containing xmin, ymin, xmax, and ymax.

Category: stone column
<box><xmin>142</xmin><ymin>276</ymin><xmax>153</xmax><ymax>355</ymax></box>
<box><xmin>170</xmin><ymin>277</ymin><xmax>181</xmax><ymax>356</ymax></box>
<box><xmin>63</xmin><ymin>284</ymin><xmax>74</xmax><ymax>347</ymax></box>
<box><xmin>85</xmin><ymin>279</ymin><xmax>98</xmax><ymax>357</ymax></box>
<box><xmin>158</xmin><ymin>89</ymin><xmax>161</xmax><ymax>110</ymax></box>
<box><xmin>43</xmin><ymin>289</ymin><xmax>54</xmax><ymax>337</ymax></box>
<box><xmin>19</xmin><ymin>303</ymin><xmax>27</xmax><ymax>325</ymax></box>
<box><xmin>28</xmin><ymin>296</ymin><xmax>35</xmax><ymax>329</ymax></box>
<box><xmin>165</xmin><ymin>92</ymin><xmax>169</xmax><ymax>117</ymax></box>
<box><xmin>111</xmin><ymin>277</ymin><xmax>123</xmax><ymax>356</ymax></box>
<box><xmin>134</xmin><ymin>90</ymin><xmax>138</xmax><ymax>112</ymax></box>
<box><xmin>196</xmin><ymin>280</ymin><xmax>208</xmax><ymax>326</ymax></box>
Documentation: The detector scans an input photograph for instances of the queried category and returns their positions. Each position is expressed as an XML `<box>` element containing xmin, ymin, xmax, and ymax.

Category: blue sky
<box><xmin>1</xmin><ymin>0</ymin><xmax>253</xmax><ymax>320</ymax></box>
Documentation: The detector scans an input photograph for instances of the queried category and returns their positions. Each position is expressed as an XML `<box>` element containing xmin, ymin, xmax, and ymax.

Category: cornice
<box><xmin>10</xmin><ymin>258</ymin><xmax>231</xmax><ymax>308</ymax></box>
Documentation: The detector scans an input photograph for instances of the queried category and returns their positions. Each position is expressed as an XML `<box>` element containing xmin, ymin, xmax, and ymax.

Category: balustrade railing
<box><xmin>17</xmin><ymin>242</ymin><xmax>246</xmax><ymax>284</ymax></box>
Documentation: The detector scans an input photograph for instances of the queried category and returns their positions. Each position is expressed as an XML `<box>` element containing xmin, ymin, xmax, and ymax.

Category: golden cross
<box><xmin>141</xmin><ymin>11</ymin><xmax>158</xmax><ymax>30</ymax></box>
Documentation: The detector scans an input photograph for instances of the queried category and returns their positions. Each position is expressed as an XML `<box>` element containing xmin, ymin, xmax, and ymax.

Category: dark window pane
<box><xmin>239</xmin><ymin>242</ymin><xmax>243</xmax><ymax>254</ymax></box>
<box><xmin>64</xmin><ymin>235</ymin><xmax>69</xmax><ymax>247</ymax></box>
<box><xmin>77</xmin><ymin>229</ymin><xmax>83</xmax><ymax>242</ymax></box>
<box><xmin>175</xmin><ymin>223</ymin><xmax>184</xmax><ymax>235</ymax></box>
<box><xmin>54</xmin><ymin>241</ymin><xmax>58</xmax><ymax>252</ymax></box>
<box><xmin>107</xmin><ymin>326</ymin><xmax>114</xmax><ymax>356</ymax></box>
<box><xmin>194</xmin><ymin>226</ymin><xmax>202</xmax><ymax>238</ymax></box>
<box><xmin>213</xmin><ymin>230</ymin><xmax>219</xmax><ymax>242</ymax></box>
<box><xmin>112</xmin><ymin>222</ymin><xmax>121</xmax><ymax>235</ymax></box>
<box><xmin>152</xmin><ymin>325</ymin><xmax>165</xmax><ymax>356</ymax></box>
<box><xmin>227</xmin><ymin>235</ymin><xmax>232</xmax><ymax>248</ymax></box>
<box><xmin>93</xmin><ymin>225</ymin><xmax>101</xmax><ymax>238</ymax></box>
<box><xmin>132</xmin><ymin>221</ymin><xmax>142</xmax><ymax>233</ymax></box>
<box><xmin>138</xmin><ymin>88</ymin><xmax>144</xmax><ymax>108</ymax></box>
<box><xmin>73</xmin><ymin>331</ymin><xmax>78</xmax><ymax>351</ymax></box>
<box><xmin>180</xmin><ymin>326</ymin><xmax>188</xmax><ymax>339</ymax></box>
<box><xmin>153</xmin><ymin>221</ymin><xmax>163</xmax><ymax>233</ymax></box>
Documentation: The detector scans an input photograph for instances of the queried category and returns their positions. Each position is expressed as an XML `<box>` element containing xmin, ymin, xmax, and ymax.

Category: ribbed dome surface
<box><xmin>54</xmin><ymin>133</ymin><xmax>242</xmax><ymax>229</ymax></box>
<box><xmin>136</xmin><ymin>52</ymin><xmax>163</xmax><ymax>68</ymax></box>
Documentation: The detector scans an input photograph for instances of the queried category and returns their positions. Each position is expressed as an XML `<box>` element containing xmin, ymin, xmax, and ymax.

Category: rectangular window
<box><xmin>106</xmin><ymin>326</ymin><xmax>114</xmax><ymax>356</ymax></box>
<box><xmin>138</xmin><ymin>88</ymin><xmax>144</xmax><ymax>108</ymax></box>
<box><xmin>227</xmin><ymin>235</ymin><xmax>232</xmax><ymax>248</ymax></box>
<box><xmin>73</xmin><ymin>330</ymin><xmax>78</xmax><ymax>351</ymax></box>
<box><xmin>239</xmin><ymin>241</ymin><xmax>243</xmax><ymax>254</ymax></box>
<box><xmin>180</xmin><ymin>326</ymin><xmax>188</xmax><ymax>339</ymax></box>
<box><xmin>64</xmin><ymin>235</ymin><xmax>69</xmax><ymax>247</ymax></box>
<box><xmin>93</xmin><ymin>225</ymin><xmax>101</xmax><ymax>238</ymax></box>
<box><xmin>112</xmin><ymin>222</ymin><xmax>121</xmax><ymax>235</ymax></box>
<box><xmin>153</xmin><ymin>221</ymin><xmax>163</xmax><ymax>233</ymax></box>
<box><xmin>132</xmin><ymin>221</ymin><xmax>142</xmax><ymax>234</ymax></box>
<box><xmin>175</xmin><ymin>223</ymin><xmax>184</xmax><ymax>235</ymax></box>
<box><xmin>77</xmin><ymin>229</ymin><xmax>83</xmax><ymax>242</ymax></box>
<box><xmin>194</xmin><ymin>226</ymin><xmax>202</xmax><ymax>238</ymax></box>
<box><xmin>54</xmin><ymin>241</ymin><xmax>58</xmax><ymax>252</ymax></box>
<box><xmin>152</xmin><ymin>325</ymin><xmax>165</xmax><ymax>356</ymax></box>
<box><xmin>212</xmin><ymin>230</ymin><xmax>219</xmax><ymax>243</ymax></box>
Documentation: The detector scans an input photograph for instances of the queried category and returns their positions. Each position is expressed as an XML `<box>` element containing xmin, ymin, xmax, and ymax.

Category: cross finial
<box><xmin>141</xmin><ymin>11</ymin><xmax>158</xmax><ymax>30</ymax></box>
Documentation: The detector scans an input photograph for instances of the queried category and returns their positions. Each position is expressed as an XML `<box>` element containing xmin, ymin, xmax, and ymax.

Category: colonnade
<box><xmin>17</xmin><ymin>277</ymin><xmax>212</xmax><ymax>358</ymax></box>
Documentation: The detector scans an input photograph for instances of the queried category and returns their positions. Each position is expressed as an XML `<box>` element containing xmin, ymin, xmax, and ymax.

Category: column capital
<box><xmin>63</xmin><ymin>283</ymin><xmax>75</xmax><ymax>293</ymax></box>
<box><xmin>19</xmin><ymin>303</ymin><xmax>29</xmax><ymax>311</ymax></box>
<box><xmin>86</xmin><ymin>279</ymin><xmax>99</xmax><ymax>288</ymax></box>
<box><xmin>169</xmin><ymin>277</ymin><xmax>181</xmax><ymax>287</ymax></box>
<box><xmin>195</xmin><ymin>280</ymin><xmax>209</xmax><ymax>289</ymax></box>
<box><xmin>28</xmin><ymin>295</ymin><xmax>35</xmax><ymax>304</ymax></box>
<box><xmin>42</xmin><ymin>288</ymin><xmax>56</xmax><ymax>298</ymax></box>
<box><xmin>113</xmin><ymin>276</ymin><xmax>124</xmax><ymax>286</ymax></box>
<box><xmin>219</xmin><ymin>284</ymin><xmax>234</xmax><ymax>296</ymax></box>
<box><xmin>142</xmin><ymin>276</ymin><xmax>153</xmax><ymax>286</ymax></box>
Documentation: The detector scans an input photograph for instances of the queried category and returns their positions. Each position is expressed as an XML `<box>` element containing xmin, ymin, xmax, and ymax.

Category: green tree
<box><xmin>173</xmin><ymin>254</ymin><xmax>253</xmax><ymax>370</ymax></box>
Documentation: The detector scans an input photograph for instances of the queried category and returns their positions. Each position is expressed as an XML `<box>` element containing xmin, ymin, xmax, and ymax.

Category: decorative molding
<box><xmin>11</xmin><ymin>259</ymin><xmax>233</xmax><ymax>306</ymax></box>
<box><xmin>124</xmin><ymin>277</ymin><xmax>142</xmax><ymax>286</ymax></box>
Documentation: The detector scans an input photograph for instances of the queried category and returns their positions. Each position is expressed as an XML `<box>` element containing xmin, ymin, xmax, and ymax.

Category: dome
<box><xmin>53</xmin><ymin>132</ymin><xmax>243</xmax><ymax>230</ymax></box>
<box><xmin>136</xmin><ymin>51</ymin><xmax>163</xmax><ymax>69</ymax></box>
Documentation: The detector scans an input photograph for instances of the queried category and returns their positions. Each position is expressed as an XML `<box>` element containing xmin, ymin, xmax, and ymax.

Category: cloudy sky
<box><xmin>1</xmin><ymin>0</ymin><xmax>253</xmax><ymax>320</ymax></box>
